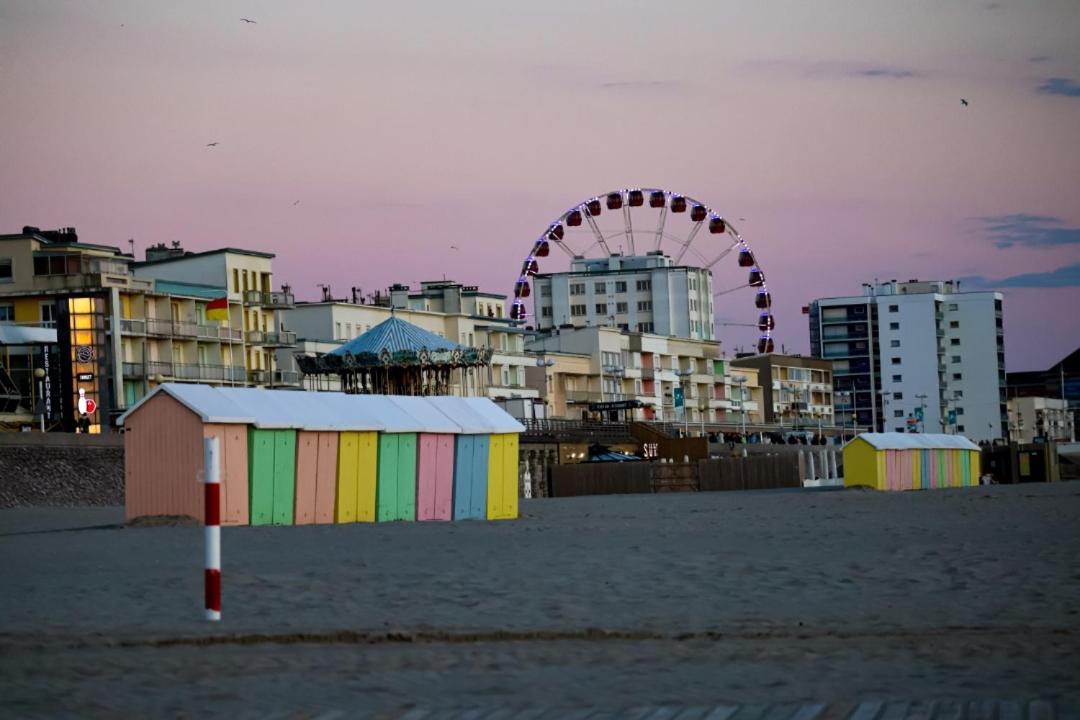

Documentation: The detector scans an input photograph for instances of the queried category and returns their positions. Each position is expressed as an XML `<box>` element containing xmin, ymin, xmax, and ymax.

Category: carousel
<box><xmin>294</xmin><ymin>315</ymin><xmax>493</xmax><ymax>396</ymax></box>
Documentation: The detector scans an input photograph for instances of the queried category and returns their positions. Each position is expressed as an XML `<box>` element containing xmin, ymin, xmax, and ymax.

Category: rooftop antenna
<box><xmin>317</xmin><ymin>283</ymin><xmax>331</xmax><ymax>302</ymax></box>
<box><xmin>127</xmin><ymin>238</ymin><xmax>135</xmax><ymax>256</ymax></box>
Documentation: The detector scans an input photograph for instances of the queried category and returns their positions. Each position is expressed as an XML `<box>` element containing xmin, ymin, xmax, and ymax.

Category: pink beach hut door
<box><xmin>416</xmin><ymin>433</ymin><xmax>454</xmax><ymax>521</ymax></box>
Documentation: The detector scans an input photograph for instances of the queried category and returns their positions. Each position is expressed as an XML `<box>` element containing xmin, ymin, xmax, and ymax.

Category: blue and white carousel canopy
<box><xmin>331</xmin><ymin>316</ymin><xmax>460</xmax><ymax>357</ymax></box>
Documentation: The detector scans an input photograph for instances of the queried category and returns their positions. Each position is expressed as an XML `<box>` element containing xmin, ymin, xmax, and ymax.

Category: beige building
<box><xmin>524</xmin><ymin>326</ymin><xmax>762</xmax><ymax>425</ymax></box>
<box><xmin>0</xmin><ymin>229</ymin><xmax>296</xmax><ymax>430</ymax></box>
<box><xmin>731</xmin><ymin>353</ymin><xmax>835</xmax><ymax>432</ymax></box>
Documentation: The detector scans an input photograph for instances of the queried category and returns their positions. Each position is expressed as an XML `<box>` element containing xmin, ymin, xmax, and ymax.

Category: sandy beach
<box><xmin>2</xmin><ymin>483</ymin><xmax>1078</xmax><ymax>717</ymax></box>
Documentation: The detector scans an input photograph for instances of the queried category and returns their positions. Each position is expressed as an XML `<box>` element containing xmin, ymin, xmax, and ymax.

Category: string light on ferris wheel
<box><xmin>510</xmin><ymin>187</ymin><xmax>775</xmax><ymax>355</ymax></box>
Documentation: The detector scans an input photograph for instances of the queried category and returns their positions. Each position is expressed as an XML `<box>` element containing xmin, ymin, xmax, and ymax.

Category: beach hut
<box><xmin>460</xmin><ymin>397</ymin><xmax>524</xmax><ymax>520</ymax></box>
<box><xmin>387</xmin><ymin>395</ymin><xmax>462</xmax><ymax>521</ymax></box>
<box><xmin>426</xmin><ymin>397</ymin><xmax>525</xmax><ymax>520</ymax></box>
<box><xmin>843</xmin><ymin>433</ymin><xmax>981</xmax><ymax>491</ymax></box>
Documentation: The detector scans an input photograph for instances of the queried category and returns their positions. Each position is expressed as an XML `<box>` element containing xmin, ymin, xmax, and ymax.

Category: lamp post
<box><xmin>675</xmin><ymin>368</ymin><xmax>693</xmax><ymax>436</ymax></box>
<box><xmin>33</xmin><ymin>368</ymin><xmax>46</xmax><ymax>432</ymax></box>
<box><xmin>732</xmin><ymin>375</ymin><xmax>748</xmax><ymax>437</ymax></box>
<box><xmin>914</xmin><ymin>393</ymin><xmax>928</xmax><ymax>433</ymax></box>
<box><xmin>601</xmin><ymin>363</ymin><xmax>624</xmax><ymax>422</ymax></box>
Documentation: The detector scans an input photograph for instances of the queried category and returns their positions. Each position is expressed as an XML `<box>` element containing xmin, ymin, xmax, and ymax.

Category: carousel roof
<box><xmin>329</xmin><ymin>315</ymin><xmax>461</xmax><ymax>357</ymax></box>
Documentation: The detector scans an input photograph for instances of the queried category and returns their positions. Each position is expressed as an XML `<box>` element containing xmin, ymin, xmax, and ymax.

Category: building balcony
<box><xmin>641</xmin><ymin>367</ymin><xmax>655</xmax><ymax>380</ymax></box>
<box><xmin>145</xmin><ymin>319</ymin><xmax>173</xmax><ymax>336</ymax></box>
<box><xmin>119</xmin><ymin>319</ymin><xmax>145</xmax><ymax>334</ymax></box>
<box><xmin>270</xmin><ymin>370</ymin><xmax>301</xmax><ymax>386</ymax></box>
<box><xmin>567</xmin><ymin>390</ymin><xmax>628</xmax><ymax>404</ymax></box>
<box><xmin>246</xmin><ymin>330</ymin><xmax>297</xmax><ymax>347</ymax></box>
<box><xmin>147</xmin><ymin>360</ymin><xmax>173</xmax><ymax>378</ymax></box>
<box><xmin>248</xmin><ymin>369</ymin><xmax>268</xmax><ymax>384</ymax></box>
<box><xmin>243</xmin><ymin>290</ymin><xmax>295</xmax><ymax>308</ymax></box>
<box><xmin>122</xmin><ymin>361</ymin><xmax>145</xmax><ymax>378</ymax></box>
<box><xmin>172</xmin><ymin>321</ymin><xmax>198</xmax><ymax>338</ymax></box>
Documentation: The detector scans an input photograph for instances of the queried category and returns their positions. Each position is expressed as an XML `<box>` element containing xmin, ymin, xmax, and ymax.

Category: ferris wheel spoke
<box><xmin>623</xmin><ymin>206</ymin><xmax>636</xmax><ymax>255</ymax></box>
<box><xmin>583</xmin><ymin>213</ymin><xmax>613</xmax><ymax>256</ymax></box>
<box><xmin>653</xmin><ymin>206</ymin><xmax>668</xmax><ymax>252</ymax></box>
<box><xmin>672</xmin><ymin>220</ymin><xmax>704</xmax><ymax>265</ymax></box>
<box><xmin>714</xmin><ymin>282</ymin><xmax>751</xmax><ymax>297</ymax></box>
<box><xmin>551</xmin><ymin>238</ymin><xmax>579</xmax><ymax>259</ymax></box>
<box><xmin>703</xmin><ymin>239</ymin><xmax>742</xmax><ymax>270</ymax></box>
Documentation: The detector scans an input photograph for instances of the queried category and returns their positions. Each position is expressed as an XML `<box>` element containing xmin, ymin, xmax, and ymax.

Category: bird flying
<box><xmin>450</xmin><ymin>245</ymin><xmax>459</xmax><ymax>250</ymax></box>
<box><xmin>293</xmin><ymin>200</ymin><xmax>300</xmax><ymax>206</ymax></box>
<box><xmin>240</xmin><ymin>18</ymin><xmax>256</xmax><ymax>24</ymax></box>
<box><xmin>961</xmin><ymin>98</ymin><xmax>969</xmax><ymax>106</ymax></box>
<box><xmin>206</xmin><ymin>142</ymin><xmax>219</xmax><ymax>147</ymax></box>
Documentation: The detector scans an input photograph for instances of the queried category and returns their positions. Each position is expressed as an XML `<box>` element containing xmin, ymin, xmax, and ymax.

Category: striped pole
<box><xmin>204</xmin><ymin>436</ymin><xmax>222</xmax><ymax>622</ymax></box>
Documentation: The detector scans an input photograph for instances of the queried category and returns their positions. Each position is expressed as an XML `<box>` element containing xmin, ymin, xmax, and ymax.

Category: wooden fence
<box><xmin>548</xmin><ymin>454</ymin><xmax>801</xmax><ymax>498</ymax></box>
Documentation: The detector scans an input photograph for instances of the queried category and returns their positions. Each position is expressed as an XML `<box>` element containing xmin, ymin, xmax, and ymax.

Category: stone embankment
<box><xmin>0</xmin><ymin>434</ymin><xmax>123</xmax><ymax>509</ymax></box>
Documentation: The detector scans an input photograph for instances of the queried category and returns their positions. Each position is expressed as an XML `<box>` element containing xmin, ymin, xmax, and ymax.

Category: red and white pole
<box><xmin>203</xmin><ymin>436</ymin><xmax>222</xmax><ymax>621</ymax></box>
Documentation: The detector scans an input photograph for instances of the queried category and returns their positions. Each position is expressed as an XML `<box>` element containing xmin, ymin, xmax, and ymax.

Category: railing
<box><xmin>197</xmin><ymin>324</ymin><xmax>221</xmax><ymax>340</ymax></box>
<box><xmin>271</xmin><ymin>370</ymin><xmax>301</xmax><ymax>385</ymax></box>
<box><xmin>244</xmin><ymin>290</ymin><xmax>295</xmax><ymax>308</ymax></box>
<box><xmin>147</xmin><ymin>360</ymin><xmax>173</xmax><ymax>377</ymax></box>
<box><xmin>172</xmin><ymin>321</ymin><xmax>198</xmax><ymax>338</ymax></box>
<box><xmin>145</xmin><ymin>318</ymin><xmax>173</xmax><ymax>336</ymax></box>
<box><xmin>171</xmin><ymin>363</ymin><xmax>201</xmax><ymax>380</ymax></box>
<box><xmin>122</xmin><ymin>362</ymin><xmax>145</xmax><ymax>378</ymax></box>
<box><xmin>119</xmin><ymin>319</ymin><xmax>145</xmax><ymax>334</ymax></box>
<box><xmin>248</xmin><ymin>369</ymin><xmax>268</xmax><ymax>384</ymax></box>
<box><xmin>520</xmin><ymin>419</ymin><xmax>637</xmax><ymax>443</ymax></box>
<box><xmin>566</xmin><ymin>391</ymin><xmax>630</xmax><ymax>403</ymax></box>
<box><xmin>246</xmin><ymin>330</ymin><xmax>297</xmax><ymax>346</ymax></box>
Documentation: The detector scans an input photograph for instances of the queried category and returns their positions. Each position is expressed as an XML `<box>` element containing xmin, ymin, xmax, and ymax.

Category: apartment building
<box><xmin>532</xmin><ymin>253</ymin><xmax>715</xmax><ymax>341</ymax></box>
<box><xmin>0</xmin><ymin>227</ymin><xmax>297</xmax><ymax>430</ymax></box>
<box><xmin>808</xmin><ymin>279</ymin><xmax>1005</xmax><ymax>441</ymax></box>
<box><xmin>1007</xmin><ymin>396</ymin><xmax>1075</xmax><ymax>443</ymax></box>
<box><xmin>524</xmin><ymin>326</ymin><xmax>762</xmax><ymax>424</ymax></box>
<box><xmin>730</xmin><ymin>354</ymin><xmax>835</xmax><ymax>430</ymax></box>
<box><xmin>278</xmin><ymin>282</ymin><xmax>538</xmax><ymax>403</ymax></box>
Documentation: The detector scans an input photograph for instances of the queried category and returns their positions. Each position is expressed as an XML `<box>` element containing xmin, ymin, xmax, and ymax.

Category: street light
<box><xmin>674</xmin><ymin>368</ymin><xmax>693</xmax><ymax>436</ymax></box>
<box><xmin>33</xmin><ymin>368</ymin><xmax>46</xmax><ymax>432</ymax></box>
<box><xmin>732</xmin><ymin>375</ymin><xmax>748</xmax><ymax>437</ymax></box>
<box><xmin>601</xmin><ymin>363</ymin><xmax>624</xmax><ymax>414</ymax></box>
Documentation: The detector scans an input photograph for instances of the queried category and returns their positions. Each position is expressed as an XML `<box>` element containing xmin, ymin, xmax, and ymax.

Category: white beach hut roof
<box><xmin>424</xmin><ymin>397</ymin><xmax>519</xmax><ymax>434</ymax></box>
<box><xmin>458</xmin><ymin>397</ymin><xmax>526</xmax><ymax>433</ymax></box>
<box><xmin>854</xmin><ymin>432</ymin><xmax>980</xmax><ymax>451</ymax></box>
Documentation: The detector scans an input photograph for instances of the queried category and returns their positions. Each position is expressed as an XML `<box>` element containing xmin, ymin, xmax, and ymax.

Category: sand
<box><xmin>1</xmin><ymin>483</ymin><xmax>1078</xmax><ymax>716</ymax></box>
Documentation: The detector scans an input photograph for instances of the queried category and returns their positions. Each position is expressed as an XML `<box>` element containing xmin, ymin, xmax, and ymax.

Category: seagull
<box><xmin>450</xmin><ymin>245</ymin><xmax>459</xmax><ymax>250</ymax></box>
<box><xmin>292</xmin><ymin>200</ymin><xmax>300</xmax><ymax>206</ymax></box>
<box><xmin>206</xmin><ymin>142</ymin><xmax>219</xmax><ymax>147</ymax></box>
<box><xmin>961</xmin><ymin>98</ymin><xmax>969</xmax><ymax>106</ymax></box>
<box><xmin>241</xmin><ymin>18</ymin><xmax>256</xmax><ymax>24</ymax></box>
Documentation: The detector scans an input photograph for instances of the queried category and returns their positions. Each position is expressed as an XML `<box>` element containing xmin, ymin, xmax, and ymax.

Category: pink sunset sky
<box><xmin>1</xmin><ymin>0</ymin><xmax>1078</xmax><ymax>370</ymax></box>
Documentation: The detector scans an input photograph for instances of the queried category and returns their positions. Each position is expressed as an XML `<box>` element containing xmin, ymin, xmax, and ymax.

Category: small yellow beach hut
<box><xmin>843</xmin><ymin>433</ymin><xmax>981</xmax><ymax>491</ymax></box>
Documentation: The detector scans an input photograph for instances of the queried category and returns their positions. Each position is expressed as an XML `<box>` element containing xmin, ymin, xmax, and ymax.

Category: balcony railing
<box><xmin>172</xmin><ymin>321</ymin><xmax>198</xmax><ymax>338</ymax></box>
<box><xmin>248</xmin><ymin>369</ymin><xmax>268</xmax><ymax>384</ymax></box>
<box><xmin>145</xmin><ymin>318</ymin><xmax>173</xmax><ymax>336</ymax></box>
<box><xmin>147</xmin><ymin>360</ymin><xmax>173</xmax><ymax>378</ymax></box>
<box><xmin>243</xmin><ymin>290</ymin><xmax>295</xmax><ymax>308</ymax></box>
<box><xmin>271</xmin><ymin>370</ymin><xmax>301</xmax><ymax>385</ymax></box>
<box><xmin>119</xmin><ymin>319</ymin><xmax>145</xmax><ymax>334</ymax></box>
<box><xmin>566</xmin><ymin>391</ymin><xmax>629</xmax><ymax>403</ymax></box>
<box><xmin>122</xmin><ymin>362</ymin><xmax>145</xmax><ymax>378</ymax></box>
<box><xmin>247</xmin><ymin>330</ymin><xmax>297</xmax><ymax>347</ymax></box>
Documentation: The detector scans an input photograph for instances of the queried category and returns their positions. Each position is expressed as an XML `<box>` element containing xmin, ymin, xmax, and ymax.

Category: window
<box><xmin>893</xmin><ymin>392</ymin><xmax>903</xmax><ymax>400</ymax></box>
<box><xmin>890</xmin><ymin>339</ymin><xmax>900</xmax><ymax>348</ymax></box>
<box><xmin>615</xmin><ymin>302</ymin><xmax>628</xmax><ymax>313</ymax></box>
<box><xmin>615</xmin><ymin>281</ymin><xmax>627</xmax><ymax>293</ymax></box>
<box><xmin>950</xmin><ymin>338</ymin><xmax>960</xmax><ymax>346</ymax></box>
<box><xmin>335</xmin><ymin>322</ymin><xmax>342</xmax><ymax>339</ymax></box>
<box><xmin>637</xmin><ymin>322</ymin><xmax>654</xmax><ymax>333</ymax></box>
<box><xmin>33</xmin><ymin>254</ymin><xmax>79</xmax><ymax>276</ymax></box>
<box><xmin>0</xmin><ymin>304</ymin><xmax>14</xmax><ymax>322</ymax></box>
<box><xmin>952</xmin><ymin>372</ymin><xmax>962</xmax><ymax>381</ymax></box>
<box><xmin>594</xmin><ymin>282</ymin><xmax>606</xmax><ymax>294</ymax></box>
<box><xmin>541</xmin><ymin>307</ymin><xmax>552</xmax><ymax>317</ymax></box>
<box><xmin>951</xmin><ymin>355</ymin><xmax>961</xmax><ymax>363</ymax></box>
<box><xmin>570</xmin><ymin>304</ymin><xmax>586</xmax><ymax>316</ymax></box>
<box><xmin>956</xmin><ymin>407</ymin><xmax>964</xmax><ymax>415</ymax></box>
<box><xmin>954</xmin><ymin>390</ymin><xmax>963</xmax><ymax>398</ymax></box>
<box><xmin>888</xmin><ymin>304</ymin><xmax>898</xmax><ymax>312</ymax></box>
<box><xmin>891</xmin><ymin>357</ymin><xmax>901</xmax><ymax>365</ymax></box>
<box><xmin>892</xmin><ymin>374</ymin><xmax>902</xmax><ymax>382</ymax></box>
<box><xmin>894</xmin><ymin>409</ymin><xmax>904</xmax><ymax>418</ymax></box>
<box><xmin>569</xmin><ymin>283</ymin><xmax>585</xmax><ymax>296</ymax></box>
<box><xmin>232</xmin><ymin>269</ymin><xmax>240</xmax><ymax>293</ymax></box>
<box><xmin>948</xmin><ymin>303</ymin><xmax>958</xmax><ymax>311</ymax></box>
<box><xmin>0</xmin><ymin>258</ymin><xmax>12</xmax><ymax>282</ymax></box>
<box><xmin>595</xmin><ymin>303</ymin><xmax>608</xmax><ymax>315</ymax></box>
<box><xmin>637</xmin><ymin>300</ymin><xmax>652</xmax><ymax>312</ymax></box>
<box><xmin>957</xmin><ymin>425</ymin><xmax>965</xmax><ymax>432</ymax></box>
<box><xmin>636</xmin><ymin>279</ymin><xmax>651</xmax><ymax>291</ymax></box>
<box><xmin>41</xmin><ymin>303</ymin><xmax>57</xmax><ymax>327</ymax></box>
<box><xmin>949</xmin><ymin>320</ymin><xmax>959</xmax><ymax>329</ymax></box>
<box><xmin>889</xmin><ymin>322</ymin><xmax>899</xmax><ymax>330</ymax></box>
<box><xmin>539</xmin><ymin>285</ymin><xmax>551</xmax><ymax>297</ymax></box>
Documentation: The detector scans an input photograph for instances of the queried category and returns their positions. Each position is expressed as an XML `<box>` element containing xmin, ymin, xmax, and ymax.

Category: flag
<box><xmin>206</xmin><ymin>296</ymin><xmax>229</xmax><ymax>322</ymax></box>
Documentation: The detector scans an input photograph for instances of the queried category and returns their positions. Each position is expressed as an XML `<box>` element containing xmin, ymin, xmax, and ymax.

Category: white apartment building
<box><xmin>809</xmin><ymin>279</ymin><xmax>1006</xmax><ymax>442</ymax></box>
<box><xmin>1007</xmin><ymin>396</ymin><xmax>1075</xmax><ymax>443</ymax></box>
<box><xmin>532</xmin><ymin>253</ymin><xmax>715</xmax><ymax>341</ymax></box>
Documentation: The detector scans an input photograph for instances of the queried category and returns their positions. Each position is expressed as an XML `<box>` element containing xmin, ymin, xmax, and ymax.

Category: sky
<box><xmin>1</xmin><ymin>0</ymin><xmax>1078</xmax><ymax>370</ymax></box>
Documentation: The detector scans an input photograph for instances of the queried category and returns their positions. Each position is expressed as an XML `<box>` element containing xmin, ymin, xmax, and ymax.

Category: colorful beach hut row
<box><xmin>120</xmin><ymin>384</ymin><xmax>523</xmax><ymax>525</ymax></box>
<box><xmin>843</xmin><ymin>433</ymin><xmax>981</xmax><ymax>491</ymax></box>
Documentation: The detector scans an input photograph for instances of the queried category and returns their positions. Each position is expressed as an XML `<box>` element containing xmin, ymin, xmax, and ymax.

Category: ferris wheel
<box><xmin>510</xmin><ymin>187</ymin><xmax>775</xmax><ymax>354</ymax></box>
